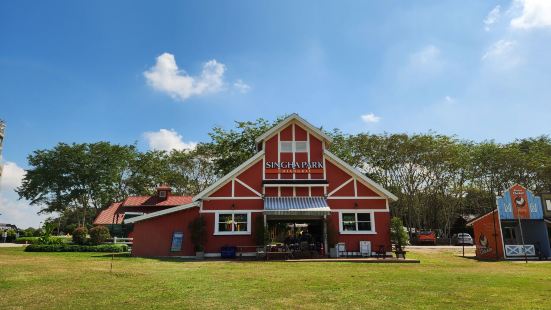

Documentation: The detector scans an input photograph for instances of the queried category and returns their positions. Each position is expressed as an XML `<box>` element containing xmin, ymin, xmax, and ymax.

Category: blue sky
<box><xmin>2</xmin><ymin>0</ymin><xmax>551</xmax><ymax>227</ymax></box>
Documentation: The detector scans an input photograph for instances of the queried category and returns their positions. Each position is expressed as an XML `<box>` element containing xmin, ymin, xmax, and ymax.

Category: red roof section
<box><xmin>94</xmin><ymin>192</ymin><xmax>193</xmax><ymax>225</ymax></box>
<box><xmin>93</xmin><ymin>202</ymin><xmax>125</xmax><ymax>225</ymax></box>
<box><xmin>121</xmin><ymin>195</ymin><xmax>193</xmax><ymax>207</ymax></box>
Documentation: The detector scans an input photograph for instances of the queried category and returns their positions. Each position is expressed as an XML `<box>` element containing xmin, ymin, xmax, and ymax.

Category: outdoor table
<box><xmin>236</xmin><ymin>245</ymin><xmax>260</xmax><ymax>260</ymax></box>
<box><xmin>266</xmin><ymin>244</ymin><xmax>293</xmax><ymax>260</ymax></box>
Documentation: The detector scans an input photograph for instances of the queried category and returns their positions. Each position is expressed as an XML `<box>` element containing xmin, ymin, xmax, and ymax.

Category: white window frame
<box><xmin>338</xmin><ymin>210</ymin><xmax>376</xmax><ymax>234</ymax></box>
<box><xmin>295</xmin><ymin>141</ymin><xmax>308</xmax><ymax>152</ymax></box>
<box><xmin>214</xmin><ymin>211</ymin><xmax>252</xmax><ymax>235</ymax></box>
<box><xmin>159</xmin><ymin>190</ymin><xmax>167</xmax><ymax>198</ymax></box>
<box><xmin>279</xmin><ymin>141</ymin><xmax>309</xmax><ymax>153</ymax></box>
<box><xmin>280</xmin><ymin>141</ymin><xmax>293</xmax><ymax>153</ymax></box>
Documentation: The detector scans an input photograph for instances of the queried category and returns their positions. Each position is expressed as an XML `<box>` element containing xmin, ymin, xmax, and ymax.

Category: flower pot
<box><xmin>195</xmin><ymin>251</ymin><xmax>205</xmax><ymax>259</ymax></box>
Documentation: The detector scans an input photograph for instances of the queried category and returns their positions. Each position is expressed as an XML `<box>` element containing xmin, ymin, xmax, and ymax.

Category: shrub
<box><xmin>16</xmin><ymin>236</ymin><xmax>69</xmax><ymax>244</ymax></box>
<box><xmin>89</xmin><ymin>226</ymin><xmax>110</xmax><ymax>245</ymax></box>
<box><xmin>390</xmin><ymin>217</ymin><xmax>409</xmax><ymax>248</ymax></box>
<box><xmin>15</xmin><ymin>237</ymin><xmax>39</xmax><ymax>244</ymax></box>
<box><xmin>5</xmin><ymin>229</ymin><xmax>17</xmax><ymax>242</ymax></box>
<box><xmin>188</xmin><ymin>216</ymin><xmax>206</xmax><ymax>252</ymax></box>
<box><xmin>253</xmin><ymin>214</ymin><xmax>270</xmax><ymax>246</ymax></box>
<box><xmin>65</xmin><ymin>224</ymin><xmax>77</xmax><ymax>235</ymax></box>
<box><xmin>25</xmin><ymin>244</ymin><xmax>128</xmax><ymax>252</ymax></box>
<box><xmin>22</xmin><ymin>227</ymin><xmax>37</xmax><ymax>237</ymax></box>
<box><xmin>72</xmin><ymin>226</ymin><xmax>88</xmax><ymax>245</ymax></box>
<box><xmin>326</xmin><ymin>217</ymin><xmax>338</xmax><ymax>248</ymax></box>
<box><xmin>33</xmin><ymin>228</ymin><xmax>44</xmax><ymax>237</ymax></box>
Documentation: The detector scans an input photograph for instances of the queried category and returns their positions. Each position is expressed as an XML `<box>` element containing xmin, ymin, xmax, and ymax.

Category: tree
<box><xmin>390</xmin><ymin>217</ymin><xmax>409</xmax><ymax>248</ymax></box>
<box><xmin>203</xmin><ymin>117</ymin><xmax>282</xmax><ymax>175</ymax></box>
<box><xmin>17</xmin><ymin>142</ymin><xmax>137</xmax><ymax>226</ymax></box>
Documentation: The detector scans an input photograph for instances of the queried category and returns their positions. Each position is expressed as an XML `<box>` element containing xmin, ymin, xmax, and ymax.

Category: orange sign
<box><xmin>510</xmin><ymin>184</ymin><xmax>530</xmax><ymax>219</ymax></box>
<box><xmin>265</xmin><ymin>168</ymin><xmax>324</xmax><ymax>174</ymax></box>
<box><xmin>265</xmin><ymin>161</ymin><xmax>324</xmax><ymax>174</ymax></box>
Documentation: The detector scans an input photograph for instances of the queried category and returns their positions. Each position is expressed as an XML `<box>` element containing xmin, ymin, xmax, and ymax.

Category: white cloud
<box><xmin>144</xmin><ymin>53</ymin><xmax>226</xmax><ymax>101</ymax></box>
<box><xmin>233</xmin><ymin>79</ymin><xmax>251</xmax><ymax>93</ymax></box>
<box><xmin>482</xmin><ymin>39</ymin><xmax>517</xmax><ymax>61</ymax></box>
<box><xmin>1</xmin><ymin>162</ymin><xmax>25</xmax><ymax>190</ymax></box>
<box><xmin>510</xmin><ymin>0</ymin><xmax>551</xmax><ymax>29</ymax></box>
<box><xmin>361</xmin><ymin>113</ymin><xmax>381</xmax><ymax>124</ymax></box>
<box><xmin>0</xmin><ymin>161</ymin><xmax>47</xmax><ymax>229</ymax></box>
<box><xmin>143</xmin><ymin>129</ymin><xmax>197</xmax><ymax>152</ymax></box>
<box><xmin>484</xmin><ymin>5</ymin><xmax>501</xmax><ymax>31</ymax></box>
<box><xmin>410</xmin><ymin>45</ymin><xmax>441</xmax><ymax>66</ymax></box>
<box><xmin>444</xmin><ymin>96</ymin><xmax>454</xmax><ymax>103</ymax></box>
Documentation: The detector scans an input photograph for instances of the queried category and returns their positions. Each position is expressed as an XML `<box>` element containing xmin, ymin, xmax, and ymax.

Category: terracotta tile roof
<box><xmin>121</xmin><ymin>195</ymin><xmax>193</xmax><ymax>207</ymax></box>
<box><xmin>93</xmin><ymin>202</ymin><xmax>124</xmax><ymax>225</ymax></box>
<box><xmin>93</xmin><ymin>195</ymin><xmax>193</xmax><ymax>225</ymax></box>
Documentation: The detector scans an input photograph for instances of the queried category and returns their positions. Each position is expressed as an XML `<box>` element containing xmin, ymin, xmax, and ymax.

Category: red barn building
<box><xmin>126</xmin><ymin>114</ymin><xmax>398</xmax><ymax>257</ymax></box>
<box><xmin>93</xmin><ymin>186</ymin><xmax>193</xmax><ymax>236</ymax></box>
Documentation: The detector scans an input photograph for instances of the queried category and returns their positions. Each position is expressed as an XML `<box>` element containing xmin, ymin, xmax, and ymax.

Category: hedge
<box><xmin>15</xmin><ymin>236</ymin><xmax>70</xmax><ymax>244</ymax></box>
<box><xmin>25</xmin><ymin>244</ymin><xmax>129</xmax><ymax>252</ymax></box>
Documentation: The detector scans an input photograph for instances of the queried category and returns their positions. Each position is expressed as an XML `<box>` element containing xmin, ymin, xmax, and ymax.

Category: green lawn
<box><xmin>1</xmin><ymin>247</ymin><xmax>551</xmax><ymax>309</ymax></box>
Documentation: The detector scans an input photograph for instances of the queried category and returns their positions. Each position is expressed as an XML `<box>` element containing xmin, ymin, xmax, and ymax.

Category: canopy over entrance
<box><xmin>264</xmin><ymin>197</ymin><xmax>330</xmax><ymax>216</ymax></box>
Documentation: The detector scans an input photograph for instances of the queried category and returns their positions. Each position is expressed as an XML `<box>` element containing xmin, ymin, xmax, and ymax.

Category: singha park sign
<box><xmin>265</xmin><ymin>161</ymin><xmax>324</xmax><ymax>174</ymax></box>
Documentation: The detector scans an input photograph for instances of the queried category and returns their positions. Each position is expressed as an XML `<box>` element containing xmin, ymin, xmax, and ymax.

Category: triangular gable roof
<box><xmin>193</xmin><ymin>150</ymin><xmax>265</xmax><ymax>201</ymax></box>
<box><xmin>466</xmin><ymin>209</ymin><xmax>498</xmax><ymax>226</ymax></box>
<box><xmin>497</xmin><ymin>183</ymin><xmax>533</xmax><ymax>197</ymax></box>
<box><xmin>323</xmin><ymin>149</ymin><xmax>398</xmax><ymax>201</ymax></box>
<box><xmin>124</xmin><ymin>202</ymin><xmax>199</xmax><ymax>224</ymax></box>
<box><xmin>254</xmin><ymin>113</ymin><xmax>332</xmax><ymax>145</ymax></box>
<box><xmin>93</xmin><ymin>202</ymin><xmax>124</xmax><ymax>225</ymax></box>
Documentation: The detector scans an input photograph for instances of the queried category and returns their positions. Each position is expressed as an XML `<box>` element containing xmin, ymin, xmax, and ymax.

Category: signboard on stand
<box><xmin>497</xmin><ymin>184</ymin><xmax>543</xmax><ymax>220</ymax></box>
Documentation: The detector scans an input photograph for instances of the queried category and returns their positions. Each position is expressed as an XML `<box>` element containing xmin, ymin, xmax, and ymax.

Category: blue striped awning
<box><xmin>264</xmin><ymin>197</ymin><xmax>330</xmax><ymax>216</ymax></box>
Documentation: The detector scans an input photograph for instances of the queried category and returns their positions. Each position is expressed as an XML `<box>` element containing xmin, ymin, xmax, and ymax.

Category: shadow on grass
<box><xmin>91</xmin><ymin>252</ymin><xmax>132</xmax><ymax>258</ymax></box>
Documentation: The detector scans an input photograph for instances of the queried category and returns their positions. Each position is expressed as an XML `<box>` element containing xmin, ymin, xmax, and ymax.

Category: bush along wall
<box><xmin>15</xmin><ymin>236</ymin><xmax>71</xmax><ymax>244</ymax></box>
<box><xmin>25</xmin><ymin>244</ymin><xmax>128</xmax><ymax>252</ymax></box>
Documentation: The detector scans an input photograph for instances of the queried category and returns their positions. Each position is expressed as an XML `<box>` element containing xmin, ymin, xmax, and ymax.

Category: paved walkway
<box><xmin>408</xmin><ymin>245</ymin><xmax>475</xmax><ymax>250</ymax></box>
<box><xmin>0</xmin><ymin>243</ymin><xmax>27</xmax><ymax>247</ymax></box>
<box><xmin>286</xmin><ymin>257</ymin><xmax>420</xmax><ymax>263</ymax></box>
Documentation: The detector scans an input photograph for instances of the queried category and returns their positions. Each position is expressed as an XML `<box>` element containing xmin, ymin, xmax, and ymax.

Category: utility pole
<box><xmin>0</xmin><ymin>120</ymin><xmax>5</xmax><ymax>187</ymax></box>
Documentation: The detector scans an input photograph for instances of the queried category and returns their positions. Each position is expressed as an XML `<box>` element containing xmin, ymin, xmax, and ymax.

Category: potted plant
<box><xmin>253</xmin><ymin>214</ymin><xmax>270</xmax><ymax>246</ymax></box>
<box><xmin>188</xmin><ymin>216</ymin><xmax>207</xmax><ymax>259</ymax></box>
<box><xmin>326</xmin><ymin>217</ymin><xmax>338</xmax><ymax>258</ymax></box>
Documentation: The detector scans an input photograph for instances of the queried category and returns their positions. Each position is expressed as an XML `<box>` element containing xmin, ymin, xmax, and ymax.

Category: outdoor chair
<box><xmin>376</xmin><ymin>245</ymin><xmax>387</xmax><ymax>259</ymax></box>
<box><xmin>256</xmin><ymin>246</ymin><xmax>266</xmax><ymax>260</ymax></box>
<box><xmin>394</xmin><ymin>244</ymin><xmax>407</xmax><ymax>259</ymax></box>
<box><xmin>337</xmin><ymin>242</ymin><xmax>347</xmax><ymax>258</ymax></box>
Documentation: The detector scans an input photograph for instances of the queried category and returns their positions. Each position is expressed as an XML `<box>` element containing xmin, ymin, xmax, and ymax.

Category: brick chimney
<box><xmin>156</xmin><ymin>184</ymin><xmax>172</xmax><ymax>200</ymax></box>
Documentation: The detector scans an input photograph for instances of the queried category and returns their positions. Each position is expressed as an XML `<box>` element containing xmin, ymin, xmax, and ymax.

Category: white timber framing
<box><xmin>327</xmin><ymin>177</ymin><xmax>354</xmax><ymax>197</ymax></box>
<box><xmin>235</xmin><ymin>177</ymin><xmax>262</xmax><ymax>197</ymax></box>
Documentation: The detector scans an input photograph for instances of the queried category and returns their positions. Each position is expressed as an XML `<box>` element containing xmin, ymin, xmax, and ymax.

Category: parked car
<box><xmin>416</xmin><ymin>230</ymin><xmax>437</xmax><ymax>245</ymax></box>
<box><xmin>451</xmin><ymin>233</ymin><xmax>474</xmax><ymax>246</ymax></box>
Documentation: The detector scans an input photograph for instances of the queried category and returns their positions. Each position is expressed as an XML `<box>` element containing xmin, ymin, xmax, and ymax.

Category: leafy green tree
<box><xmin>203</xmin><ymin>117</ymin><xmax>282</xmax><ymax>175</ymax></box>
<box><xmin>17</xmin><ymin>142</ymin><xmax>137</xmax><ymax>226</ymax></box>
<box><xmin>390</xmin><ymin>217</ymin><xmax>409</xmax><ymax>247</ymax></box>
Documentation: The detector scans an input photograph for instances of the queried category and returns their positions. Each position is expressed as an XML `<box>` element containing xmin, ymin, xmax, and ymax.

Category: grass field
<box><xmin>1</xmin><ymin>247</ymin><xmax>551</xmax><ymax>309</ymax></box>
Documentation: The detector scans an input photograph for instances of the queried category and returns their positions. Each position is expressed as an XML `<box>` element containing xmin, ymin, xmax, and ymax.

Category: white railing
<box><xmin>505</xmin><ymin>244</ymin><xmax>535</xmax><ymax>257</ymax></box>
<box><xmin>107</xmin><ymin>237</ymin><xmax>133</xmax><ymax>245</ymax></box>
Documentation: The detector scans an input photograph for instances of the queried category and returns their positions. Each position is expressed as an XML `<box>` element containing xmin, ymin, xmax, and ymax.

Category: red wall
<box><xmin>472</xmin><ymin>211</ymin><xmax>504</xmax><ymax>259</ymax></box>
<box><xmin>131</xmin><ymin>207</ymin><xmax>200</xmax><ymax>257</ymax></box>
<box><xmin>202</xmin><ymin>212</ymin><xmax>261</xmax><ymax>253</ymax></box>
<box><xmin>329</xmin><ymin>212</ymin><xmax>391</xmax><ymax>252</ymax></box>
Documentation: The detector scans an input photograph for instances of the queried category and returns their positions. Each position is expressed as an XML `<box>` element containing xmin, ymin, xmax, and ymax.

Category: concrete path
<box><xmin>0</xmin><ymin>243</ymin><xmax>27</xmax><ymax>247</ymax></box>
